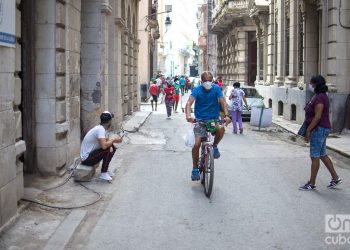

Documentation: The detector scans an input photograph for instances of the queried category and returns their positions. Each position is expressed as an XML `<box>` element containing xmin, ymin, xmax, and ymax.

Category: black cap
<box><xmin>100</xmin><ymin>111</ymin><xmax>114</xmax><ymax>123</ymax></box>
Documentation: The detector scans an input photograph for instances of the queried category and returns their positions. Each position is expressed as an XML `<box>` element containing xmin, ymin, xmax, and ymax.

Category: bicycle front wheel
<box><xmin>204</xmin><ymin>147</ymin><xmax>214</xmax><ymax>197</ymax></box>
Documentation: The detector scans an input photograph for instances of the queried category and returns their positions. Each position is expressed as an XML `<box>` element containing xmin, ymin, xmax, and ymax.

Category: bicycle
<box><xmin>195</xmin><ymin>119</ymin><xmax>222</xmax><ymax>197</ymax></box>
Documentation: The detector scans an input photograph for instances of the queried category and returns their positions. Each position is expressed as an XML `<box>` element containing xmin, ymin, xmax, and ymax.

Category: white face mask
<box><xmin>308</xmin><ymin>84</ymin><xmax>315</xmax><ymax>93</ymax></box>
<box><xmin>202</xmin><ymin>81</ymin><xmax>212</xmax><ymax>90</ymax></box>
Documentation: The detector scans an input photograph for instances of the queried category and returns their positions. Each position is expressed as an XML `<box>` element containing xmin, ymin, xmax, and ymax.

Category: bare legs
<box><xmin>192</xmin><ymin>125</ymin><xmax>225</xmax><ymax>168</ymax></box>
<box><xmin>309</xmin><ymin>155</ymin><xmax>339</xmax><ymax>185</ymax></box>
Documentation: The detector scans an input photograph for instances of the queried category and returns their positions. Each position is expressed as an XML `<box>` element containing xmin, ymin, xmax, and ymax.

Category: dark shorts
<box><xmin>151</xmin><ymin>95</ymin><xmax>158</xmax><ymax>102</ymax></box>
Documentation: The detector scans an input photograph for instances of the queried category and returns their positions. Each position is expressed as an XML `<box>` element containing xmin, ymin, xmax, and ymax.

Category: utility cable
<box><xmin>22</xmin><ymin>127</ymin><xmax>131</xmax><ymax>209</ymax></box>
<box><xmin>21</xmin><ymin>183</ymin><xmax>102</xmax><ymax>210</ymax></box>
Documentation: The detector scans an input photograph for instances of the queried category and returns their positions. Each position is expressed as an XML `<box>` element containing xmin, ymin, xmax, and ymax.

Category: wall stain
<box><xmin>92</xmin><ymin>82</ymin><xmax>101</xmax><ymax>103</ymax></box>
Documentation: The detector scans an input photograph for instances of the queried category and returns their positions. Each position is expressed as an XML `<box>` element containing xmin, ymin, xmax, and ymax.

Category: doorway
<box><xmin>248</xmin><ymin>31</ymin><xmax>257</xmax><ymax>86</ymax></box>
<box><xmin>20</xmin><ymin>0</ymin><xmax>36</xmax><ymax>173</ymax></box>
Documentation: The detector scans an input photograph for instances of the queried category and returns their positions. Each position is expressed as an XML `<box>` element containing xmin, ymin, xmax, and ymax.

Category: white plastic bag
<box><xmin>183</xmin><ymin>125</ymin><xmax>195</xmax><ymax>148</ymax></box>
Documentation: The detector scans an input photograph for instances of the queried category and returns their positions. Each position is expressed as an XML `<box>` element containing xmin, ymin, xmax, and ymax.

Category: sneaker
<box><xmin>213</xmin><ymin>146</ymin><xmax>221</xmax><ymax>159</ymax></box>
<box><xmin>191</xmin><ymin>168</ymin><xmax>200</xmax><ymax>181</ymax></box>
<box><xmin>239</xmin><ymin>128</ymin><xmax>243</xmax><ymax>134</ymax></box>
<box><xmin>299</xmin><ymin>182</ymin><xmax>316</xmax><ymax>191</ymax></box>
<box><xmin>100</xmin><ymin>172</ymin><xmax>112</xmax><ymax>181</ymax></box>
<box><xmin>233</xmin><ymin>131</ymin><xmax>237</xmax><ymax>134</ymax></box>
<box><xmin>107</xmin><ymin>170</ymin><xmax>115</xmax><ymax>177</ymax></box>
<box><xmin>327</xmin><ymin>178</ymin><xmax>342</xmax><ymax>189</ymax></box>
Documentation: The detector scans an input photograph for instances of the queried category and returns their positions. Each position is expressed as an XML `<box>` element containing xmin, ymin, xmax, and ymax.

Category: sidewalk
<box><xmin>0</xmin><ymin>110</ymin><xmax>153</xmax><ymax>249</ymax></box>
<box><xmin>273</xmin><ymin>116</ymin><xmax>350</xmax><ymax>158</ymax></box>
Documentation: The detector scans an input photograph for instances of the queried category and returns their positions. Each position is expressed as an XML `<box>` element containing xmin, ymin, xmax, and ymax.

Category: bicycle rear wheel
<box><xmin>204</xmin><ymin>147</ymin><xmax>214</xmax><ymax>197</ymax></box>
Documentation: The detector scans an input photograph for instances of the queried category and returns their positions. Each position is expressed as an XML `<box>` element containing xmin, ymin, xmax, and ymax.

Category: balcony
<box><xmin>212</xmin><ymin>0</ymin><xmax>249</xmax><ymax>33</ymax></box>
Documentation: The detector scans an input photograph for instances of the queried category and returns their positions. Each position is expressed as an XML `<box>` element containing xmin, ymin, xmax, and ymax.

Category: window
<box><xmin>259</xmin><ymin>39</ymin><xmax>264</xmax><ymax>80</ymax></box>
<box><xmin>278</xmin><ymin>101</ymin><xmax>284</xmax><ymax>116</ymax></box>
<box><xmin>269</xmin><ymin>99</ymin><xmax>272</xmax><ymax>108</ymax></box>
<box><xmin>291</xmin><ymin>104</ymin><xmax>296</xmax><ymax>120</ymax></box>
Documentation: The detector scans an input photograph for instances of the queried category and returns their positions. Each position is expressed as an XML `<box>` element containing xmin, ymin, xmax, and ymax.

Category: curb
<box><xmin>122</xmin><ymin>111</ymin><xmax>152</xmax><ymax>132</ymax></box>
<box><xmin>273</xmin><ymin>122</ymin><xmax>350</xmax><ymax>159</ymax></box>
<box><xmin>0</xmin><ymin>202</ymin><xmax>29</xmax><ymax>236</ymax></box>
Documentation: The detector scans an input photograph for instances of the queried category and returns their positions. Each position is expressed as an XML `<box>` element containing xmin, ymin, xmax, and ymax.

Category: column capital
<box><xmin>134</xmin><ymin>39</ymin><xmax>141</xmax><ymax>45</ymax></box>
<box><xmin>124</xmin><ymin>28</ymin><xmax>129</xmax><ymax>36</ymax></box>
<box><xmin>115</xmin><ymin>18</ymin><xmax>126</xmax><ymax>28</ymax></box>
<box><xmin>101</xmin><ymin>3</ymin><xmax>112</xmax><ymax>15</ymax></box>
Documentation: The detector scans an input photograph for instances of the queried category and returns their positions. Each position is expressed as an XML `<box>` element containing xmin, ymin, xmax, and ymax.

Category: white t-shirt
<box><xmin>80</xmin><ymin>125</ymin><xmax>106</xmax><ymax>161</ymax></box>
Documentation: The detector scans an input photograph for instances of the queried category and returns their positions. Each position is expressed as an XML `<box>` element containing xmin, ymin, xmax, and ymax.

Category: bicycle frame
<box><xmin>199</xmin><ymin>130</ymin><xmax>215</xmax><ymax>197</ymax></box>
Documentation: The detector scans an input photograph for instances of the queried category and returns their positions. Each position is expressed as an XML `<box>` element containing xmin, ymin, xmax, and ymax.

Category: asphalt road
<box><xmin>82</xmin><ymin>100</ymin><xmax>350</xmax><ymax>250</ymax></box>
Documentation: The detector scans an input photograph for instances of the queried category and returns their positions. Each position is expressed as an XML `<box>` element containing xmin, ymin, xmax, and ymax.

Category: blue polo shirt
<box><xmin>191</xmin><ymin>84</ymin><xmax>223</xmax><ymax>120</ymax></box>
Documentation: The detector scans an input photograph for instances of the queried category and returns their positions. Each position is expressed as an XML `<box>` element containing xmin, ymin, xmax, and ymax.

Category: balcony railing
<box><xmin>212</xmin><ymin>0</ymin><xmax>249</xmax><ymax>33</ymax></box>
<box><xmin>213</xmin><ymin>0</ymin><xmax>249</xmax><ymax>19</ymax></box>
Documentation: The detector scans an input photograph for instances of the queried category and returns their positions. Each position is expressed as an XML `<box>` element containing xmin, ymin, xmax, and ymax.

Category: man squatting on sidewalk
<box><xmin>80</xmin><ymin>111</ymin><xmax>123</xmax><ymax>181</ymax></box>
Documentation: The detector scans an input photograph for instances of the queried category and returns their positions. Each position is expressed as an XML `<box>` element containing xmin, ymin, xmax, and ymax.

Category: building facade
<box><xmin>212</xmin><ymin>0</ymin><xmax>257</xmax><ymax>86</ymax></box>
<box><xmin>249</xmin><ymin>0</ymin><xmax>350</xmax><ymax>129</ymax></box>
<box><xmin>210</xmin><ymin>0</ymin><xmax>349</xmax><ymax>130</ymax></box>
<box><xmin>197</xmin><ymin>3</ymin><xmax>218</xmax><ymax>76</ymax></box>
<box><xmin>138</xmin><ymin>0</ymin><xmax>160</xmax><ymax>100</ymax></box>
<box><xmin>0</xmin><ymin>0</ymin><xmax>140</xmax><ymax>230</ymax></box>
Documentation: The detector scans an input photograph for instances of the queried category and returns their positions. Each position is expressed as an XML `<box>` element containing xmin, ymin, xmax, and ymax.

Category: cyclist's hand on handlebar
<box><xmin>186</xmin><ymin>116</ymin><xmax>195</xmax><ymax>123</ymax></box>
<box><xmin>224</xmin><ymin>116</ymin><xmax>231</xmax><ymax>126</ymax></box>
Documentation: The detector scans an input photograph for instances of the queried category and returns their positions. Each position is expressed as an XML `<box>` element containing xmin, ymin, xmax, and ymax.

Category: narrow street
<box><xmin>71</xmin><ymin>96</ymin><xmax>349</xmax><ymax>249</ymax></box>
<box><xmin>1</xmin><ymin>93</ymin><xmax>350</xmax><ymax>250</ymax></box>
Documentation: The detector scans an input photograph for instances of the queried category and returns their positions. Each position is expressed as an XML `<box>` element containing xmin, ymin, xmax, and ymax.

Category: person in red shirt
<box><xmin>216</xmin><ymin>76</ymin><xmax>223</xmax><ymax>90</ymax></box>
<box><xmin>149</xmin><ymin>79</ymin><xmax>158</xmax><ymax>111</ymax></box>
<box><xmin>162</xmin><ymin>80</ymin><xmax>175</xmax><ymax>119</ymax></box>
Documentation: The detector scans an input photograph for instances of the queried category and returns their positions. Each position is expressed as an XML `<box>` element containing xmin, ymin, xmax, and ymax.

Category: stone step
<box><xmin>73</xmin><ymin>164</ymin><xmax>98</xmax><ymax>182</ymax></box>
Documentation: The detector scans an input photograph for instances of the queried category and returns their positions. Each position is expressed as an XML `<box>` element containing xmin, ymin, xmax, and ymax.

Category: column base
<box><xmin>274</xmin><ymin>76</ymin><xmax>284</xmax><ymax>87</ymax></box>
<box><xmin>285</xmin><ymin>76</ymin><xmax>297</xmax><ymax>88</ymax></box>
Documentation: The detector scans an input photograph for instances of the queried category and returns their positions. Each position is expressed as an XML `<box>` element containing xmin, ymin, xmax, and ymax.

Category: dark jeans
<box><xmin>82</xmin><ymin>145</ymin><xmax>116</xmax><ymax>173</ymax></box>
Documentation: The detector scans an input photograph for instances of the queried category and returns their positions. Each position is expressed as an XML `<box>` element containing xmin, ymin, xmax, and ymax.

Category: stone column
<box><xmin>128</xmin><ymin>34</ymin><xmax>134</xmax><ymax>114</ymax></box>
<box><xmin>35</xmin><ymin>0</ymin><xmax>68</xmax><ymax>175</ymax></box>
<box><xmin>237</xmin><ymin>31</ymin><xmax>247</xmax><ymax>84</ymax></box>
<box><xmin>285</xmin><ymin>0</ymin><xmax>298</xmax><ymax>87</ymax></box>
<box><xmin>251</xmin><ymin>15</ymin><xmax>264</xmax><ymax>84</ymax></box>
<box><xmin>122</xmin><ymin>28</ymin><xmax>129</xmax><ymax>116</ymax></box>
<box><xmin>66</xmin><ymin>0</ymin><xmax>82</xmax><ymax>168</ymax></box>
<box><xmin>266</xmin><ymin>1</ymin><xmax>275</xmax><ymax>85</ymax></box>
<box><xmin>133</xmin><ymin>39</ymin><xmax>141</xmax><ymax>111</ymax></box>
<box><xmin>115</xmin><ymin>17</ymin><xmax>126</xmax><ymax>126</ymax></box>
<box><xmin>274</xmin><ymin>0</ymin><xmax>284</xmax><ymax>86</ymax></box>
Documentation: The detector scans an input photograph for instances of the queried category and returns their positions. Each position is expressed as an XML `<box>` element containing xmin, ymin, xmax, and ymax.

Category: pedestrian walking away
<box><xmin>229</xmin><ymin>82</ymin><xmax>248</xmax><ymax>134</ymax></box>
<box><xmin>185</xmin><ymin>71</ymin><xmax>231</xmax><ymax>181</ymax></box>
<box><xmin>179</xmin><ymin>76</ymin><xmax>185</xmax><ymax>95</ymax></box>
<box><xmin>163</xmin><ymin>80</ymin><xmax>175</xmax><ymax>119</ymax></box>
<box><xmin>149</xmin><ymin>79</ymin><xmax>158</xmax><ymax>111</ymax></box>
<box><xmin>80</xmin><ymin>111</ymin><xmax>123</xmax><ymax>181</ymax></box>
<box><xmin>173</xmin><ymin>77</ymin><xmax>181</xmax><ymax>112</ymax></box>
<box><xmin>299</xmin><ymin>75</ymin><xmax>342</xmax><ymax>191</ymax></box>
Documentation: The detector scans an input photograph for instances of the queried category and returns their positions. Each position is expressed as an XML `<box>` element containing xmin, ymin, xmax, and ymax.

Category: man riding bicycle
<box><xmin>185</xmin><ymin>71</ymin><xmax>231</xmax><ymax>181</ymax></box>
